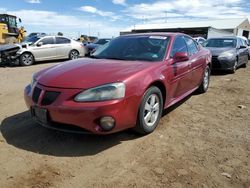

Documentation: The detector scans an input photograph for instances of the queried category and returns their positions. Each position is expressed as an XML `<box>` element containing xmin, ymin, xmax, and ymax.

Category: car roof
<box><xmin>40</xmin><ymin>35</ymin><xmax>72</xmax><ymax>40</ymax></box>
<box><xmin>208</xmin><ymin>36</ymin><xmax>238</xmax><ymax>40</ymax></box>
<box><xmin>120</xmin><ymin>32</ymin><xmax>188</xmax><ymax>38</ymax></box>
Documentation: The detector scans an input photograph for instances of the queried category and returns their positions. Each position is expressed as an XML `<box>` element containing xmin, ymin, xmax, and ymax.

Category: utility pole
<box><xmin>165</xmin><ymin>11</ymin><xmax>167</xmax><ymax>23</ymax></box>
<box><xmin>88</xmin><ymin>24</ymin><xmax>90</xmax><ymax>36</ymax></box>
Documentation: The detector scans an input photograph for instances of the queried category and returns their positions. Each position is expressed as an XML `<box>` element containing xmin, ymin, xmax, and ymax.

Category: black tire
<box><xmin>135</xmin><ymin>86</ymin><xmax>163</xmax><ymax>135</ymax></box>
<box><xmin>197</xmin><ymin>65</ymin><xmax>210</xmax><ymax>93</ymax></box>
<box><xmin>69</xmin><ymin>50</ymin><xmax>79</xmax><ymax>60</ymax></box>
<box><xmin>20</xmin><ymin>53</ymin><xmax>34</xmax><ymax>66</ymax></box>
<box><xmin>242</xmin><ymin>60</ymin><xmax>248</xmax><ymax>68</ymax></box>
<box><xmin>229</xmin><ymin>59</ymin><xmax>238</xmax><ymax>74</ymax></box>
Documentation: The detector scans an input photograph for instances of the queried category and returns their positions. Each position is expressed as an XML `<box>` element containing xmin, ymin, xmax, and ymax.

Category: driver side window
<box><xmin>171</xmin><ymin>36</ymin><xmax>188</xmax><ymax>57</ymax></box>
<box><xmin>39</xmin><ymin>37</ymin><xmax>54</xmax><ymax>45</ymax></box>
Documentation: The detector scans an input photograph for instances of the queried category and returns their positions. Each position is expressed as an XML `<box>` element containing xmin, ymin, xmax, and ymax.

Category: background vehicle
<box><xmin>85</xmin><ymin>38</ymin><xmax>111</xmax><ymax>55</ymax></box>
<box><xmin>203</xmin><ymin>36</ymin><xmax>248</xmax><ymax>73</ymax></box>
<box><xmin>24</xmin><ymin>33</ymin><xmax>211</xmax><ymax>135</ymax></box>
<box><xmin>239</xmin><ymin>36</ymin><xmax>250</xmax><ymax>60</ymax></box>
<box><xmin>27</xmin><ymin>32</ymin><xmax>46</xmax><ymax>38</ymax></box>
<box><xmin>194</xmin><ymin>37</ymin><xmax>206</xmax><ymax>44</ymax></box>
<box><xmin>17</xmin><ymin>36</ymin><xmax>87</xmax><ymax>66</ymax></box>
<box><xmin>0</xmin><ymin>14</ymin><xmax>25</xmax><ymax>44</ymax></box>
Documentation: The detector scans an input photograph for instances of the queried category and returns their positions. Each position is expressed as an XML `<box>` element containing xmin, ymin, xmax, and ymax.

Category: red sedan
<box><xmin>24</xmin><ymin>33</ymin><xmax>211</xmax><ymax>135</ymax></box>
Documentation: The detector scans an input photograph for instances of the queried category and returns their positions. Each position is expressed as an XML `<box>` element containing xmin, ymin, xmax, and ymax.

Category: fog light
<box><xmin>99</xmin><ymin>116</ymin><xmax>115</xmax><ymax>131</ymax></box>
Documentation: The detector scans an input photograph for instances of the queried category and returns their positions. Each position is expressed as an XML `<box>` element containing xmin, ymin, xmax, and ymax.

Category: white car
<box><xmin>17</xmin><ymin>36</ymin><xmax>87</xmax><ymax>66</ymax></box>
<box><xmin>193</xmin><ymin>37</ymin><xmax>206</xmax><ymax>44</ymax></box>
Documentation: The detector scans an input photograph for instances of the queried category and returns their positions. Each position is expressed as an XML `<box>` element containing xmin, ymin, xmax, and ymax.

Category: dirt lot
<box><xmin>0</xmin><ymin>61</ymin><xmax>249</xmax><ymax>188</ymax></box>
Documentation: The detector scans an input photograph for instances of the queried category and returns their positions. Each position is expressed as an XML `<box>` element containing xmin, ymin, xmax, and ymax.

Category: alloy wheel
<box><xmin>21</xmin><ymin>54</ymin><xmax>33</xmax><ymax>66</ymax></box>
<box><xmin>143</xmin><ymin>94</ymin><xmax>160</xmax><ymax>127</ymax></box>
<box><xmin>70</xmin><ymin>50</ymin><xmax>79</xmax><ymax>59</ymax></box>
<box><xmin>203</xmin><ymin>67</ymin><xmax>209</xmax><ymax>90</ymax></box>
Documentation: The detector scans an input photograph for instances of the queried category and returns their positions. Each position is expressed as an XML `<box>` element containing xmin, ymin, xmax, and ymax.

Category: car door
<box><xmin>237</xmin><ymin>38</ymin><xmax>248</xmax><ymax>65</ymax></box>
<box><xmin>184</xmin><ymin>36</ymin><xmax>205</xmax><ymax>88</ymax></box>
<box><xmin>55</xmin><ymin>37</ymin><xmax>72</xmax><ymax>59</ymax></box>
<box><xmin>168</xmin><ymin>36</ymin><xmax>193</xmax><ymax>98</ymax></box>
<box><xmin>32</xmin><ymin>37</ymin><xmax>57</xmax><ymax>61</ymax></box>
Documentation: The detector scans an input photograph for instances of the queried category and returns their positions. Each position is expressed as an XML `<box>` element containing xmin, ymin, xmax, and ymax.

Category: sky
<box><xmin>1</xmin><ymin>0</ymin><xmax>250</xmax><ymax>38</ymax></box>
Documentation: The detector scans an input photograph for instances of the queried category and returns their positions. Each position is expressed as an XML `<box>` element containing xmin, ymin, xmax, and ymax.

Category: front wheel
<box><xmin>197</xmin><ymin>65</ymin><xmax>210</xmax><ymax>93</ymax></box>
<box><xmin>135</xmin><ymin>86</ymin><xmax>163</xmax><ymax>135</ymax></box>
<box><xmin>230</xmin><ymin>59</ymin><xmax>238</xmax><ymax>74</ymax></box>
<box><xmin>20</xmin><ymin>53</ymin><xmax>34</xmax><ymax>66</ymax></box>
<box><xmin>69</xmin><ymin>50</ymin><xmax>79</xmax><ymax>60</ymax></box>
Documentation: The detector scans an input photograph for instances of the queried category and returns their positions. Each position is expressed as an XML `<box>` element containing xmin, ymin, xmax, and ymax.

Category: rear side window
<box><xmin>184</xmin><ymin>37</ymin><xmax>199</xmax><ymax>56</ymax></box>
<box><xmin>56</xmin><ymin>37</ymin><xmax>71</xmax><ymax>44</ymax></box>
<box><xmin>40</xmin><ymin>37</ymin><xmax>54</xmax><ymax>45</ymax></box>
<box><xmin>171</xmin><ymin>36</ymin><xmax>188</xmax><ymax>57</ymax></box>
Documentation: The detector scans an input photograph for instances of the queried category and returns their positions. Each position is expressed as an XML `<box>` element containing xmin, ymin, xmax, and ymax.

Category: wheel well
<box><xmin>70</xmin><ymin>49</ymin><xmax>79</xmax><ymax>54</ymax></box>
<box><xmin>207</xmin><ymin>62</ymin><xmax>211</xmax><ymax>71</ymax></box>
<box><xmin>148</xmin><ymin>81</ymin><xmax>166</xmax><ymax>107</ymax></box>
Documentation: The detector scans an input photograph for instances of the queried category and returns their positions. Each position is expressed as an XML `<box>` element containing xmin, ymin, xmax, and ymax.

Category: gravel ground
<box><xmin>0</xmin><ymin>60</ymin><xmax>249</xmax><ymax>188</ymax></box>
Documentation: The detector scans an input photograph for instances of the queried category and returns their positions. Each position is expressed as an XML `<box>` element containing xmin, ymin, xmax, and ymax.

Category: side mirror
<box><xmin>173</xmin><ymin>52</ymin><xmax>189</xmax><ymax>63</ymax></box>
<box><xmin>37</xmin><ymin>42</ymin><xmax>43</xmax><ymax>47</ymax></box>
<box><xmin>19</xmin><ymin>18</ymin><xmax>22</xmax><ymax>23</ymax></box>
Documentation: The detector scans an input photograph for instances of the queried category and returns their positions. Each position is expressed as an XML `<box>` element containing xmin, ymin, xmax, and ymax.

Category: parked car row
<box><xmin>22</xmin><ymin>32</ymin><xmax>249</xmax><ymax>136</ymax></box>
<box><xmin>0</xmin><ymin>35</ymin><xmax>113</xmax><ymax>66</ymax></box>
<box><xmin>203</xmin><ymin>36</ymin><xmax>248</xmax><ymax>73</ymax></box>
<box><xmin>24</xmin><ymin>33</ymin><xmax>212</xmax><ymax>135</ymax></box>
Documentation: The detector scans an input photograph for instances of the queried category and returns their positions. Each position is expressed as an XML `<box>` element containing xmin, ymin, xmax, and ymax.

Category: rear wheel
<box><xmin>69</xmin><ymin>50</ymin><xmax>79</xmax><ymax>60</ymax></box>
<box><xmin>242</xmin><ymin>59</ymin><xmax>248</xmax><ymax>68</ymax></box>
<box><xmin>135</xmin><ymin>86</ymin><xmax>163</xmax><ymax>135</ymax></box>
<box><xmin>20</xmin><ymin>53</ymin><xmax>34</xmax><ymax>66</ymax></box>
<box><xmin>197</xmin><ymin>65</ymin><xmax>210</xmax><ymax>93</ymax></box>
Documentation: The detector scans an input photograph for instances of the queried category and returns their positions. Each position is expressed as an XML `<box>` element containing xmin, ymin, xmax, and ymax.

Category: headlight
<box><xmin>219</xmin><ymin>51</ymin><xmax>234</xmax><ymax>59</ymax></box>
<box><xmin>75</xmin><ymin>82</ymin><xmax>126</xmax><ymax>102</ymax></box>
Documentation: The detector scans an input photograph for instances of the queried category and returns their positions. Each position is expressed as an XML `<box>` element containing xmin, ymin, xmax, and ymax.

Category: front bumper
<box><xmin>211</xmin><ymin>56</ymin><xmax>236</xmax><ymax>71</ymax></box>
<box><xmin>24</xmin><ymin>83</ymin><xmax>138</xmax><ymax>134</ymax></box>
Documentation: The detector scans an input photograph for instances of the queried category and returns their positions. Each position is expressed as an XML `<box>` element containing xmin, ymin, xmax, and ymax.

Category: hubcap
<box><xmin>143</xmin><ymin>94</ymin><xmax>160</xmax><ymax>127</ymax></box>
<box><xmin>203</xmin><ymin>67</ymin><xmax>209</xmax><ymax>89</ymax></box>
<box><xmin>71</xmin><ymin>51</ymin><xmax>79</xmax><ymax>59</ymax></box>
<box><xmin>22</xmin><ymin>54</ymin><xmax>32</xmax><ymax>65</ymax></box>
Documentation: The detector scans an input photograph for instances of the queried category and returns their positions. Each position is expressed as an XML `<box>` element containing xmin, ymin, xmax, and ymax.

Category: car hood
<box><xmin>0</xmin><ymin>44</ymin><xmax>20</xmax><ymax>52</ymax></box>
<box><xmin>206</xmin><ymin>47</ymin><xmax>235</xmax><ymax>56</ymax></box>
<box><xmin>37</xmin><ymin>58</ymin><xmax>157</xmax><ymax>89</ymax></box>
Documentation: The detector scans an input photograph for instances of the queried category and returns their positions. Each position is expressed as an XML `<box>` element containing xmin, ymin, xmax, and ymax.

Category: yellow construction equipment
<box><xmin>0</xmin><ymin>14</ymin><xmax>26</xmax><ymax>44</ymax></box>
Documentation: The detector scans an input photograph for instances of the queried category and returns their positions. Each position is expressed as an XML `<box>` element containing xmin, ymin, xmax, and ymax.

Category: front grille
<box><xmin>41</xmin><ymin>91</ymin><xmax>60</xmax><ymax>106</ymax></box>
<box><xmin>32</xmin><ymin>87</ymin><xmax>42</xmax><ymax>104</ymax></box>
<box><xmin>212</xmin><ymin>56</ymin><xmax>221</xmax><ymax>69</ymax></box>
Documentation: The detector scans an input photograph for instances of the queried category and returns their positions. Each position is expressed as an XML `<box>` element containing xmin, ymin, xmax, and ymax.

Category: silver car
<box><xmin>17</xmin><ymin>36</ymin><xmax>87</xmax><ymax>66</ymax></box>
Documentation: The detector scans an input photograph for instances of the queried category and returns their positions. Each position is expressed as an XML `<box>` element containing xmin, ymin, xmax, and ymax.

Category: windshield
<box><xmin>204</xmin><ymin>38</ymin><xmax>236</xmax><ymax>48</ymax></box>
<box><xmin>23</xmin><ymin>36</ymin><xmax>40</xmax><ymax>44</ymax></box>
<box><xmin>8</xmin><ymin>16</ymin><xmax>17</xmax><ymax>28</ymax></box>
<box><xmin>92</xmin><ymin>36</ymin><xmax>170</xmax><ymax>62</ymax></box>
